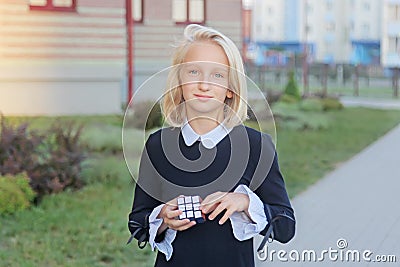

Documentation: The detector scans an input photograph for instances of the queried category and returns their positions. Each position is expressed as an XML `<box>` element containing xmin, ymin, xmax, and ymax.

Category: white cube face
<box><xmin>177</xmin><ymin>195</ymin><xmax>204</xmax><ymax>223</ymax></box>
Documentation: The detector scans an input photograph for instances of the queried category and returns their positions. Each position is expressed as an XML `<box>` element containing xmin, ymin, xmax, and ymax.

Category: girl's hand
<box><xmin>157</xmin><ymin>196</ymin><xmax>196</xmax><ymax>232</ymax></box>
<box><xmin>200</xmin><ymin>191</ymin><xmax>250</xmax><ymax>225</ymax></box>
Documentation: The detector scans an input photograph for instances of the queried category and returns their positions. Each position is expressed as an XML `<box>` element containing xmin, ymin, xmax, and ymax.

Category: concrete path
<box><xmin>340</xmin><ymin>96</ymin><xmax>400</xmax><ymax>110</ymax></box>
<box><xmin>254</xmin><ymin>122</ymin><xmax>400</xmax><ymax>266</ymax></box>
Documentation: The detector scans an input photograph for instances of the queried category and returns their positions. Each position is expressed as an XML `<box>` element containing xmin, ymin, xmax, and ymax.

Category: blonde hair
<box><xmin>161</xmin><ymin>24</ymin><xmax>248</xmax><ymax>128</ymax></box>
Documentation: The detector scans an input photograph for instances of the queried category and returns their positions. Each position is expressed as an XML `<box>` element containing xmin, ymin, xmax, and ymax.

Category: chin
<box><xmin>186</xmin><ymin>104</ymin><xmax>223</xmax><ymax>117</ymax></box>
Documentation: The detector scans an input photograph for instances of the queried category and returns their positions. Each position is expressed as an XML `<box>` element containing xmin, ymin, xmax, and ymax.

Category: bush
<box><xmin>0</xmin><ymin>117</ymin><xmax>86</xmax><ymax>201</ymax></box>
<box><xmin>320</xmin><ymin>98</ymin><xmax>344</xmax><ymax>111</ymax></box>
<box><xmin>0</xmin><ymin>119</ymin><xmax>44</xmax><ymax>176</ymax></box>
<box><xmin>284</xmin><ymin>70</ymin><xmax>301</xmax><ymax>100</ymax></box>
<box><xmin>299</xmin><ymin>98</ymin><xmax>324</xmax><ymax>112</ymax></box>
<box><xmin>0</xmin><ymin>173</ymin><xmax>36</xmax><ymax>215</ymax></box>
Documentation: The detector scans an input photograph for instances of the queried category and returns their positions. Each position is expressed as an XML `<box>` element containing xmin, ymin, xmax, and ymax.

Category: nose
<box><xmin>198</xmin><ymin>80</ymin><xmax>210</xmax><ymax>91</ymax></box>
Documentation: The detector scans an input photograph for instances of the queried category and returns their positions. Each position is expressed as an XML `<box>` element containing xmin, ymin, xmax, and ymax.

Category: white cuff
<box><xmin>229</xmin><ymin>184</ymin><xmax>268</xmax><ymax>241</ymax></box>
<box><xmin>148</xmin><ymin>204</ymin><xmax>177</xmax><ymax>261</ymax></box>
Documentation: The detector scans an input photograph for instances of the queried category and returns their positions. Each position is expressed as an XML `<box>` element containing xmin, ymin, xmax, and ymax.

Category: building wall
<box><xmin>0</xmin><ymin>0</ymin><xmax>242</xmax><ymax>115</ymax></box>
<box><xmin>382</xmin><ymin>0</ymin><xmax>400</xmax><ymax>67</ymax></box>
<box><xmin>0</xmin><ymin>0</ymin><xmax>125</xmax><ymax>115</ymax></box>
<box><xmin>252</xmin><ymin>0</ymin><xmax>285</xmax><ymax>41</ymax></box>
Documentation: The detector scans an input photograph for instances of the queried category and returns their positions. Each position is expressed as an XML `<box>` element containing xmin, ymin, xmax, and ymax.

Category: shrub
<box><xmin>0</xmin><ymin>117</ymin><xmax>45</xmax><ymax>176</ymax></box>
<box><xmin>299</xmin><ymin>98</ymin><xmax>324</xmax><ymax>112</ymax></box>
<box><xmin>0</xmin><ymin>173</ymin><xmax>36</xmax><ymax>215</ymax></box>
<box><xmin>284</xmin><ymin>70</ymin><xmax>301</xmax><ymax>100</ymax></box>
<box><xmin>0</xmin><ymin>117</ymin><xmax>86</xmax><ymax>201</ymax></box>
<box><xmin>31</xmin><ymin>122</ymin><xmax>86</xmax><ymax>197</ymax></box>
<box><xmin>320</xmin><ymin>98</ymin><xmax>344</xmax><ymax>111</ymax></box>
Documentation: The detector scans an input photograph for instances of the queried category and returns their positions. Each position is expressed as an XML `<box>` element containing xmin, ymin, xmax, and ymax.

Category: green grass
<box><xmin>275</xmin><ymin>108</ymin><xmax>400</xmax><ymax>196</ymax></box>
<box><xmin>1</xmin><ymin>108</ymin><xmax>400</xmax><ymax>266</ymax></box>
<box><xmin>0</xmin><ymin>181</ymin><xmax>156</xmax><ymax>267</ymax></box>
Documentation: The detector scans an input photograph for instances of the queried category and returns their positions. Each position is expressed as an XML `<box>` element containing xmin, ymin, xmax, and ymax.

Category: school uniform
<box><xmin>128</xmin><ymin>123</ymin><xmax>295</xmax><ymax>267</ymax></box>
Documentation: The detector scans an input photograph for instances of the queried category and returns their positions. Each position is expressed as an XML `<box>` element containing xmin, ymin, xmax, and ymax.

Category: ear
<box><xmin>226</xmin><ymin>90</ymin><xmax>233</xmax><ymax>99</ymax></box>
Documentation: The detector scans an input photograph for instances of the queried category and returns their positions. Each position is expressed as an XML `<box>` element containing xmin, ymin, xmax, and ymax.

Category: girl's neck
<box><xmin>187</xmin><ymin>117</ymin><xmax>221</xmax><ymax>135</ymax></box>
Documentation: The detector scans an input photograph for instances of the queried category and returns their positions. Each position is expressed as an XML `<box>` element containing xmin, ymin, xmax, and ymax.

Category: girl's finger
<box><xmin>201</xmin><ymin>191</ymin><xmax>225</xmax><ymax>206</ymax></box>
<box><xmin>208</xmin><ymin>202</ymin><xmax>227</xmax><ymax>220</ymax></box>
<box><xmin>201</xmin><ymin>192</ymin><xmax>227</xmax><ymax>212</ymax></box>
<box><xmin>218</xmin><ymin>208</ymin><xmax>234</xmax><ymax>225</ymax></box>
<box><xmin>201</xmin><ymin>202</ymin><xmax>218</xmax><ymax>214</ymax></box>
<box><xmin>165</xmin><ymin>209</ymin><xmax>182</xmax><ymax>219</ymax></box>
<box><xmin>168</xmin><ymin>218</ymin><xmax>192</xmax><ymax>229</ymax></box>
<box><xmin>175</xmin><ymin>220</ymin><xmax>196</xmax><ymax>231</ymax></box>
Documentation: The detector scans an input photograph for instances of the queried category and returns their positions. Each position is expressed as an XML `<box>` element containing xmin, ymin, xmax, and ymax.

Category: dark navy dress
<box><xmin>128</xmin><ymin>125</ymin><xmax>295</xmax><ymax>267</ymax></box>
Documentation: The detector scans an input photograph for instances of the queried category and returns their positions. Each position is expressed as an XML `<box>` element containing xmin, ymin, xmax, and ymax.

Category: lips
<box><xmin>194</xmin><ymin>94</ymin><xmax>213</xmax><ymax>99</ymax></box>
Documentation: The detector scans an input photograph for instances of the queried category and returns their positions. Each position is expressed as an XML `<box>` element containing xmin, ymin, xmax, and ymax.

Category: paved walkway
<box><xmin>340</xmin><ymin>96</ymin><xmax>400</xmax><ymax>110</ymax></box>
<box><xmin>254</xmin><ymin>122</ymin><xmax>400</xmax><ymax>266</ymax></box>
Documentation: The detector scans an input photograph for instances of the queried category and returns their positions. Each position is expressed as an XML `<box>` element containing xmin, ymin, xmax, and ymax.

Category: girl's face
<box><xmin>180</xmin><ymin>41</ymin><xmax>233</xmax><ymax>120</ymax></box>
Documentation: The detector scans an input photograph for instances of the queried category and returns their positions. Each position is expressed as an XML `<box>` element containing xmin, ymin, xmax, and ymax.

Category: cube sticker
<box><xmin>177</xmin><ymin>195</ymin><xmax>206</xmax><ymax>223</ymax></box>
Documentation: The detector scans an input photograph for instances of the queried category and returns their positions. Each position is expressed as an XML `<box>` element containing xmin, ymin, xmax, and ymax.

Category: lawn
<box><xmin>1</xmin><ymin>107</ymin><xmax>400</xmax><ymax>266</ymax></box>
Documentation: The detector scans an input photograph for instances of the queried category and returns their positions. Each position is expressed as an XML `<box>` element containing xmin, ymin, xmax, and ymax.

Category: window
<box><xmin>29</xmin><ymin>0</ymin><xmax>76</xmax><ymax>11</ymax></box>
<box><xmin>306</xmin><ymin>4</ymin><xmax>313</xmax><ymax>14</ymax></box>
<box><xmin>132</xmin><ymin>0</ymin><xmax>144</xmax><ymax>22</ymax></box>
<box><xmin>173</xmin><ymin>0</ymin><xmax>205</xmax><ymax>24</ymax></box>
<box><xmin>389</xmin><ymin>4</ymin><xmax>400</xmax><ymax>20</ymax></box>
<box><xmin>326</xmin><ymin>0</ymin><xmax>333</xmax><ymax>10</ymax></box>
<box><xmin>306</xmin><ymin>25</ymin><xmax>312</xmax><ymax>34</ymax></box>
<box><xmin>363</xmin><ymin>2</ymin><xmax>370</xmax><ymax>11</ymax></box>
<box><xmin>256</xmin><ymin>23</ymin><xmax>262</xmax><ymax>34</ymax></box>
<box><xmin>389</xmin><ymin>37</ymin><xmax>400</xmax><ymax>53</ymax></box>
<box><xmin>362</xmin><ymin>23</ymin><xmax>370</xmax><ymax>37</ymax></box>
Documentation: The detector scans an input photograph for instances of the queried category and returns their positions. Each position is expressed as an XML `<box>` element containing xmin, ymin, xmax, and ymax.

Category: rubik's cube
<box><xmin>177</xmin><ymin>196</ymin><xmax>206</xmax><ymax>223</ymax></box>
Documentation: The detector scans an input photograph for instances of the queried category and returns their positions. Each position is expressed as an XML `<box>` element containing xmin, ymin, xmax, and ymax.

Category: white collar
<box><xmin>181</xmin><ymin>121</ymin><xmax>232</xmax><ymax>149</ymax></box>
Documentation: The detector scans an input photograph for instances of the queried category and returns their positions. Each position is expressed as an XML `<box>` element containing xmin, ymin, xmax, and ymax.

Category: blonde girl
<box><xmin>128</xmin><ymin>24</ymin><xmax>295</xmax><ymax>267</ymax></box>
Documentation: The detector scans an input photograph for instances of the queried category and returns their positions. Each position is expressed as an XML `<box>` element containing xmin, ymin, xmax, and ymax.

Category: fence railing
<box><xmin>245</xmin><ymin>62</ymin><xmax>399</xmax><ymax>99</ymax></box>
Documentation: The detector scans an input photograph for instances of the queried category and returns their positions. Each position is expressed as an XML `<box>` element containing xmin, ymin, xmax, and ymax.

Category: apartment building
<box><xmin>382</xmin><ymin>0</ymin><xmax>400</xmax><ymax>67</ymax></box>
<box><xmin>250</xmin><ymin>0</ymin><xmax>381</xmax><ymax>65</ymax></box>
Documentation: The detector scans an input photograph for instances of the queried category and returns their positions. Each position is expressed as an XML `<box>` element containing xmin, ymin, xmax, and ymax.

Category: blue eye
<box><xmin>214</xmin><ymin>73</ymin><xmax>224</xmax><ymax>79</ymax></box>
<box><xmin>188</xmin><ymin>70</ymin><xmax>199</xmax><ymax>76</ymax></box>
